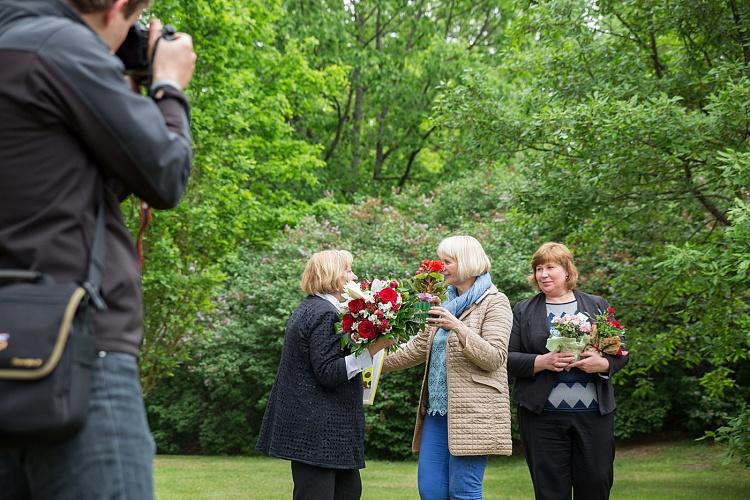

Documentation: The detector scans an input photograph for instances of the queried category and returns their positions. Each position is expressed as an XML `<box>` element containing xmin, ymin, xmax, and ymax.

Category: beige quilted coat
<box><xmin>383</xmin><ymin>286</ymin><xmax>513</xmax><ymax>456</ymax></box>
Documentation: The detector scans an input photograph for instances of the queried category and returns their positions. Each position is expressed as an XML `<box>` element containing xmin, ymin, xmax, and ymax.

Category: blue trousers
<box><xmin>417</xmin><ymin>413</ymin><xmax>488</xmax><ymax>500</ymax></box>
<box><xmin>0</xmin><ymin>352</ymin><xmax>155</xmax><ymax>499</ymax></box>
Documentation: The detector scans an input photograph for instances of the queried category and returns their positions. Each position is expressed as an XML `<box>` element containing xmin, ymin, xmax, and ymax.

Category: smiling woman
<box><xmin>508</xmin><ymin>242</ymin><xmax>630</xmax><ymax>500</ymax></box>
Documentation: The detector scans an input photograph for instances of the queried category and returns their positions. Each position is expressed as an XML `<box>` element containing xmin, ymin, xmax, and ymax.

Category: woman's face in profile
<box><xmin>441</xmin><ymin>256</ymin><xmax>459</xmax><ymax>286</ymax></box>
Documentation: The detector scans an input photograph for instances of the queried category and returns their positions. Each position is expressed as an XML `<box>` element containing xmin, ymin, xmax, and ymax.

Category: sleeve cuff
<box><xmin>149</xmin><ymin>79</ymin><xmax>183</xmax><ymax>93</ymax></box>
<box><xmin>344</xmin><ymin>349</ymin><xmax>374</xmax><ymax>380</ymax></box>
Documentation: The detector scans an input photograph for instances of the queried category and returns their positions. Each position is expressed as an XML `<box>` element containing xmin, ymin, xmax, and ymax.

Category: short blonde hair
<box><xmin>301</xmin><ymin>250</ymin><xmax>353</xmax><ymax>296</ymax></box>
<box><xmin>528</xmin><ymin>242</ymin><xmax>578</xmax><ymax>290</ymax></box>
<box><xmin>437</xmin><ymin>236</ymin><xmax>491</xmax><ymax>281</ymax></box>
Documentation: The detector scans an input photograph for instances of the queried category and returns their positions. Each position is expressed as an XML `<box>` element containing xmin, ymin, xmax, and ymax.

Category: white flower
<box><xmin>370</xmin><ymin>279</ymin><xmax>389</xmax><ymax>294</ymax></box>
<box><xmin>343</xmin><ymin>281</ymin><xmax>366</xmax><ymax>300</ymax></box>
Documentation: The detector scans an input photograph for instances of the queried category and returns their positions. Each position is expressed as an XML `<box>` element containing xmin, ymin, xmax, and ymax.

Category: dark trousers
<box><xmin>291</xmin><ymin>460</ymin><xmax>362</xmax><ymax>500</ymax></box>
<box><xmin>518</xmin><ymin>407</ymin><xmax>614</xmax><ymax>500</ymax></box>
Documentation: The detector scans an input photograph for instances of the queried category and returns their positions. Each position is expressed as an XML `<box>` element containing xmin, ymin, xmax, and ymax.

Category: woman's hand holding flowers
<box><xmin>427</xmin><ymin>306</ymin><xmax>461</xmax><ymax>331</ymax></box>
<box><xmin>535</xmin><ymin>351</ymin><xmax>577</xmax><ymax>373</ymax></box>
<box><xmin>569</xmin><ymin>350</ymin><xmax>610</xmax><ymax>374</ymax></box>
<box><xmin>367</xmin><ymin>337</ymin><xmax>394</xmax><ymax>357</ymax></box>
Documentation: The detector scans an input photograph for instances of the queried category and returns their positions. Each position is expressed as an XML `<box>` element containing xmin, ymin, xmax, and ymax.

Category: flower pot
<box><xmin>414</xmin><ymin>300</ymin><xmax>432</xmax><ymax>322</ymax></box>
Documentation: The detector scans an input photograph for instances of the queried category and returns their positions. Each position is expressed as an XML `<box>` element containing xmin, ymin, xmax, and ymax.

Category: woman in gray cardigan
<box><xmin>256</xmin><ymin>250</ymin><xmax>390</xmax><ymax>500</ymax></box>
<box><xmin>508</xmin><ymin>242</ymin><xmax>629</xmax><ymax>500</ymax></box>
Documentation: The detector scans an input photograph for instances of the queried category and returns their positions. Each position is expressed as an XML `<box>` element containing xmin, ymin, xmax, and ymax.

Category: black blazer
<box><xmin>507</xmin><ymin>290</ymin><xmax>629</xmax><ymax>415</ymax></box>
<box><xmin>256</xmin><ymin>296</ymin><xmax>365</xmax><ymax>469</ymax></box>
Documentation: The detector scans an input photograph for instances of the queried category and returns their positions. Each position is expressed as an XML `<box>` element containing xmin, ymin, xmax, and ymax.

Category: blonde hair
<box><xmin>437</xmin><ymin>236</ymin><xmax>491</xmax><ymax>281</ymax></box>
<box><xmin>528</xmin><ymin>242</ymin><xmax>578</xmax><ymax>290</ymax></box>
<box><xmin>301</xmin><ymin>250</ymin><xmax>353</xmax><ymax>296</ymax></box>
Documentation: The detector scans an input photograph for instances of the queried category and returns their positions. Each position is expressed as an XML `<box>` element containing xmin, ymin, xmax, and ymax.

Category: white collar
<box><xmin>315</xmin><ymin>293</ymin><xmax>341</xmax><ymax>309</ymax></box>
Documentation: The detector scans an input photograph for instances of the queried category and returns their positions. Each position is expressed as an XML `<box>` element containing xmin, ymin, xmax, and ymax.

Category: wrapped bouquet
<box><xmin>545</xmin><ymin>312</ymin><xmax>592</xmax><ymax>360</ymax></box>
<box><xmin>339</xmin><ymin>279</ymin><xmax>424</xmax><ymax>356</ymax></box>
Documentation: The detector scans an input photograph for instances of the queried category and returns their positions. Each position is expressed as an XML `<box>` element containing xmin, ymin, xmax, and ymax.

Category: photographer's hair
<box><xmin>301</xmin><ymin>250</ymin><xmax>353</xmax><ymax>296</ymax></box>
<box><xmin>68</xmin><ymin>0</ymin><xmax>151</xmax><ymax>17</ymax></box>
<box><xmin>528</xmin><ymin>242</ymin><xmax>579</xmax><ymax>291</ymax></box>
<box><xmin>437</xmin><ymin>236</ymin><xmax>491</xmax><ymax>281</ymax></box>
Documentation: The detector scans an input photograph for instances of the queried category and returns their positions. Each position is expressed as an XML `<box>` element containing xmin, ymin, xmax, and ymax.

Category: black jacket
<box><xmin>256</xmin><ymin>296</ymin><xmax>365</xmax><ymax>469</ymax></box>
<box><xmin>507</xmin><ymin>290</ymin><xmax>629</xmax><ymax>415</ymax></box>
<box><xmin>0</xmin><ymin>0</ymin><xmax>192</xmax><ymax>354</ymax></box>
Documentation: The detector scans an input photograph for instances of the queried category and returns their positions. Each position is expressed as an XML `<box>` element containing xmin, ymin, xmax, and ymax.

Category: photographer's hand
<box><xmin>149</xmin><ymin>19</ymin><xmax>196</xmax><ymax>89</ymax></box>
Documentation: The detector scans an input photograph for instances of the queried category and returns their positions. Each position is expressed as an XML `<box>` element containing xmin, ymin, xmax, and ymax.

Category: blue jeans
<box><xmin>418</xmin><ymin>413</ymin><xmax>488</xmax><ymax>500</ymax></box>
<box><xmin>0</xmin><ymin>352</ymin><xmax>155</xmax><ymax>499</ymax></box>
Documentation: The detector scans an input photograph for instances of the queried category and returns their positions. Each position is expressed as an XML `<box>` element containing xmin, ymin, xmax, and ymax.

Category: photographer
<box><xmin>0</xmin><ymin>0</ymin><xmax>195</xmax><ymax>498</ymax></box>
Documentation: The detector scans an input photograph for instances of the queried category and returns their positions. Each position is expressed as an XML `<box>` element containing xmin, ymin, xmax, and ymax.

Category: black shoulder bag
<box><xmin>0</xmin><ymin>192</ymin><xmax>107</xmax><ymax>446</ymax></box>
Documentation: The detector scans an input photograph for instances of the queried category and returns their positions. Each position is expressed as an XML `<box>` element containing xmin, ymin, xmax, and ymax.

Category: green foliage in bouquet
<box><xmin>409</xmin><ymin>260</ymin><xmax>448</xmax><ymax>303</ymax></box>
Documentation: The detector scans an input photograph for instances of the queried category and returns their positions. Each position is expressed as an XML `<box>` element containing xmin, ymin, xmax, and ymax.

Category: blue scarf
<box><xmin>427</xmin><ymin>272</ymin><xmax>494</xmax><ymax>416</ymax></box>
<box><xmin>441</xmin><ymin>271</ymin><xmax>493</xmax><ymax>323</ymax></box>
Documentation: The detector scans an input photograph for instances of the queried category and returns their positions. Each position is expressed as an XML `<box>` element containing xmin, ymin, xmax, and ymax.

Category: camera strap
<box><xmin>136</xmin><ymin>200</ymin><xmax>152</xmax><ymax>270</ymax></box>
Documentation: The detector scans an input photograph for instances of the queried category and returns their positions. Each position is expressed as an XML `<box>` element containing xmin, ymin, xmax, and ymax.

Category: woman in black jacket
<box><xmin>508</xmin><ymin>242</ymin><xmax>629</xmax><ymax>500</ymax></box>
<box><xmin>256</xmin><ymin>250</ymin><xmax>390</xmax><ymax>500</ymax></box>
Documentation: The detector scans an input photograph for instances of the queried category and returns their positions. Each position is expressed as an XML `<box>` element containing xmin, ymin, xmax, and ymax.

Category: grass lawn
<box><xmin>155</xmin><ymin>441</ymin><xmax>750</xmax><ymax>499</ymax></box>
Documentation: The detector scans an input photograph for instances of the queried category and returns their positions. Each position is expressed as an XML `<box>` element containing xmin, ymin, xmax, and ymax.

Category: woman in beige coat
<box><xmin>383</xmin><ymin>235</ymin><xmax>513</xmax><ymax>499</ymax></box>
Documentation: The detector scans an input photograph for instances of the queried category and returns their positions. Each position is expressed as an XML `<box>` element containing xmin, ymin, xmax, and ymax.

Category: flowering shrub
<box><xmin>340</xmin><ymin>279</ymin><xmax>423</xmax><ymax>356</ymax></box>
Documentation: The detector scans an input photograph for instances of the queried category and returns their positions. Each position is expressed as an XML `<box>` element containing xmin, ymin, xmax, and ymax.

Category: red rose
<box><xmin>348</xmin><ymin>298</ymin><xmax>366</xmax><ymax>314</ymax></box>
<box><xmin>367</xmin><ymin>302</ymin><xmax>377</xmax><ymax>313</ymax></box>
<box><xmin>607</xmin><ymin>306</ymin><xmax>615</xmax><ymax>314</ymax></box>
<box><xmin>390</xmin><ymin>280</ymin><xmax>399</xmax><ymax>289</ymax></box>
<box><xmin>611</xmin><ymin>319</ymin><xmax>622</xmax><ymax>329</ymax></box>
<box><xmin>376</xmin><ymin>287</ymin><xmax>399</xmax><ymax>305</ymax></box>
<box><xmin>358</xmin><ymin>320</ymin><xmax>377</xmax><ymax>340</ymax></box>
<box><xmin>342</xmin><ymin>314</ymin><xmax>354</xmax><ymax>333</ymax></box>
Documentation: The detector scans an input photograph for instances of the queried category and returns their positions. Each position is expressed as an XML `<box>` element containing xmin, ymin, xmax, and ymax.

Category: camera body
<box><xmin>115</xmin><ymin>22</ymin><xmax>176</xmax><ymax>82</ymax></box>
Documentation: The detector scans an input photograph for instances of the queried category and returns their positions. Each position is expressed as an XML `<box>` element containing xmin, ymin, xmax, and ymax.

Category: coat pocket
<box><xmin>471</xmin><ymin>373</ymin><xmax>504</xmax><ymax>392</ymax></box>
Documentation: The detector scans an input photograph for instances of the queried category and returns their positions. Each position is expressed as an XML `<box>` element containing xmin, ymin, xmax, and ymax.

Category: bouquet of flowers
<box><xmin>545</xmin><ymin>312</ymin><xmax>592</xmax><ymax>360</ymax></box>
<box><xmin>588</xmin><ymin>306</ymin><xmax>628</xmax><ymax>356</ymax></box>
<box><xmin>408</xmin><ymin>260</ymin><xmax>448</xmax><ymax>322</ymax></box>
<box><xmin>339</xmin><ymin>279</ymin><xmax>424</xmax><ymax>356</ymax></box>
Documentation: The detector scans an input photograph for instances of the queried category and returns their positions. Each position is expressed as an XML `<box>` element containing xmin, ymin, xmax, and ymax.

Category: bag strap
<box><xmin>81</xmin><ymin>188</ymin><xmax>108</xmax><ymax>312</ymax></box>
<box><xmin>0</xmin><ymin>270</ymin><xmax>52</xmax><ymax>284</ymax></box>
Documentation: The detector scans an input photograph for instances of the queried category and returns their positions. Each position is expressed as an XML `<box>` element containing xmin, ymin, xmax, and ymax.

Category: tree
<box><xmin>129</xmin><ymin>0</ymin><xmax>338</xmax><ymax>391</ymax></box>
<box><xmin>435</xmin><ymin>0</ymin><xmax>750</xmax><ymax>437</ymax></box>
<box><xmin>278</xmin><ymin>0</ymin><xmax>517</xmax><ymax>196</ymax></box>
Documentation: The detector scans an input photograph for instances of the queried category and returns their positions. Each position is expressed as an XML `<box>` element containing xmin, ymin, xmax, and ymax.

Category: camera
<box><xmin>115</xmin><ymin>22</ymin><xmax>176</xmax><ymax>83</ymax></box>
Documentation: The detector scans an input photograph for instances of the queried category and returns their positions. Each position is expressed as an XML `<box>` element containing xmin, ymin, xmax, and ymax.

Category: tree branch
<box><xmin>729</xmin><ymin>0</ymin><xmax>750</xmax><ymax>66</ymax></box>
<box><xmin>683</xmin><ymin>160</ymin><xmax>730</xmax><ymax>226</ymax></box>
